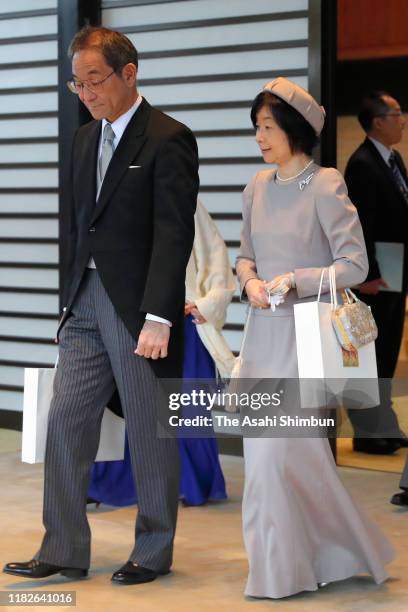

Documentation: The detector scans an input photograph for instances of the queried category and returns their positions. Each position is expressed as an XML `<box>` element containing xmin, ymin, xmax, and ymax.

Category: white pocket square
<box><xmin>129</xmin><ymin>165</ymin><xmax>141</xmax><ymax>169</ymax></box>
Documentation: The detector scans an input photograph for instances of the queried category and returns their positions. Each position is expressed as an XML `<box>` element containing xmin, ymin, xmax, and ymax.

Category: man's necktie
<box><xmin>98</xmin><ymin>123</ymin><xmax>115</xmax><ymax>183</ymax></box>
<box><xmin>389</xmin><ymin>151</ymin><xmax>408</xmax><ymax>205</ymax></box>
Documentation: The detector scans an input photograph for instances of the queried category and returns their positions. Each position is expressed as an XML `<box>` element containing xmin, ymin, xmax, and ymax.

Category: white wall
<box><xmin>0</xmin><ymin>1</ymin><xmax>58</xmax><ymax>414</ymax></box>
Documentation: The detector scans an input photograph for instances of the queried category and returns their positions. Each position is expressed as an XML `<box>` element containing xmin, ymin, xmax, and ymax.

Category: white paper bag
<box><xmin>294</xmin><ymin>268</ymin><xmax>379</xmax><ymax>408</ymax></box>
<box><xmin>226</xmin><ymin>306</ymin><xmax>253</xmax><ymax>412</ymax></box>
<box><xmin>95</xmin><ymin>408</ymin><xmax>126</xmax><ymax>462</ymax></box>
<box><xmin>22</xmin><ymin>367</ymin><xmax>125</xmax><ymax>464</ymax></box>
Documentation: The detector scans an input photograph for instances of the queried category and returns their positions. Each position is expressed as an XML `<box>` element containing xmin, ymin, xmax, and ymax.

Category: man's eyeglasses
<box><xmin>67</xmin><ymin>71</ymin><xmax>115</xmax><ymax>95</ymax></box>
<box><xmin>375</xmin><ymin>111</ymin><xmax>405</xmax><ymax>119</ymax></box>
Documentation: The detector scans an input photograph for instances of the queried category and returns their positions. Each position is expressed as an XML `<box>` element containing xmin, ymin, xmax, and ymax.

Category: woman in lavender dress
<box><xmin>236</xmin><ymin>77</ymin><xmax>395</xmax><ymax>599</ymax></box>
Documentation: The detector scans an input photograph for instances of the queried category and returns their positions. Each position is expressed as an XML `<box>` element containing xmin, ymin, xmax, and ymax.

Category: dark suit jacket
<box><xmin>344</xmin><ymin>137</ymin><xmax>408</xmax><ymax>288</ymax></box>
<box><xmin>59</xmin><ymin>98</ymin><xmax>199</xmax><ymax>378</ymax></box>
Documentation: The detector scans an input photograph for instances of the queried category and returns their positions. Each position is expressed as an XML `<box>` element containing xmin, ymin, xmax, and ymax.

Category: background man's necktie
<box><xmin>389</xmin><ymin>151</ymin><xmax>408</xmax><ymax>205</ymax></box>
<box><xmin>99</xmin><ymin>123</ymin><xmax>115</xmax><ymax>183</ymax></box>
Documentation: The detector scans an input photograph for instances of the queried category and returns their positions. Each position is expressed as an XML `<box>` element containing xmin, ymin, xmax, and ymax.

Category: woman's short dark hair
<box><xmin>68</xmin><ymin>26</ymin><xmax>138</xmax><ymax>73</ymax></box>
<box><xmin>250</xmin><ymin>91</ymin><xmax>318</xmax><ymax>156</ymax></box>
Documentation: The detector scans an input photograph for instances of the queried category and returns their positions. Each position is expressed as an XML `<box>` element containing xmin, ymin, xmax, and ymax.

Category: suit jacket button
<box><xmin>89</xmin><ymin>227</ymin><xmax>96</xmax><ymax>233</ymax></box>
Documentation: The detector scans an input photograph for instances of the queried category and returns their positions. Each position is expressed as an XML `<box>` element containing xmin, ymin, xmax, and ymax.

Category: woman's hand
<box><xmin>185</xmin><ymin>302</ymin><xmax>207</xmax><ymax>324</ymax></box>
<box><xmin>184</xmin><ymin>302</ymin><xmax>195</xmax><ymax>316</ymax></box>
<box><xmin>245</xmin><ymin>279</ymin><xmax>270</xmax><ymax>308</ymax></box>
<box><xmin>264</xmin><ymin>273</ymin><xmax>295</xmax><ymax>295</ymax></box>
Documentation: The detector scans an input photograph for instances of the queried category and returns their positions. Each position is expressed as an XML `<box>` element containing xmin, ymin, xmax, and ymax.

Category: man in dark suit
<box><xmin>4</xmin><ymin>27</ymin><xmax>199</xmax><ymax>583</ymax></box>
<box><xmin>344</xmin><ymin>91</ymin><xmax>408</xmax><ymax>455</ymax></box>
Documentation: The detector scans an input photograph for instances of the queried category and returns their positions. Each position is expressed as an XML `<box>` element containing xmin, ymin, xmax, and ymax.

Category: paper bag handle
<box><xmin>318</xmin><ymin>265</ymin><xmax>357</xmax><ymax>309</ymax></box>
<box><xmin>239</xmin><ymin>305</ymin><xmax>253</xmax><ymax>356</ymax></box>
<box><xmin>317</xmin><ymin>265</ymin><xmax>339</xmax><ymax>309</ymax></box>
<box><xmin>329</xmin><ymin>265</ymin><xmax>338</xmax><ymax>309</ymax></box>
<box><xmin>317</xmin><ymin>267</ymin><xmax>335</xmax><ymax>303</ymax></box>
<box><xmin>317</xmin><ymin>268</ymin><xmax>325</xmax><ymax>302</ymax></box>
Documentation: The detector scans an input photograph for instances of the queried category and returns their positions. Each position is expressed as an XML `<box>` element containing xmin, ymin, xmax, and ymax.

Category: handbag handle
<box><xmin>344</xmin><ymin>287</ymin><xmax>359</xmax><ymax>303</ymax></box>
<box><xmin>330</xmin><ymin>267</ymin><xmax>360</xmax><ymax>307</ymax></box>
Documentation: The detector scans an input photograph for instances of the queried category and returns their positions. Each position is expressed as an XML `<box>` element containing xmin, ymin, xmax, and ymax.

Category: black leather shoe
<box><xmin>3</xmin><ymin>559</ymin><xmax>88</xmax><ymax>579</ymax></box>
<box><xmin>397</xmin><ymin>433</ymin><xmax>408</xmax><ymax>448</ymax></box>
<box><xmin>353</xmin><ymin>438</ymin><xmax>401</xmax><ymax>455</ymax></box>
<box><xmin>111</xmin><ymin>562</ymin><xmax>169</xmax><ymax>585</ymax></box>
<box><xmin>390</xmin><ymin>491</ymin><xmax>408</xmax><ymax>506</ymax></box>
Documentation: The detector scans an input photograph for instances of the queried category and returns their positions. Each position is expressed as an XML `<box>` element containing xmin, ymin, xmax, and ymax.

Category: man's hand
<box><xmin>245</xmin><ymin>279</ymin><xmax>269</xmax><ymax>308</ymax></box>
<box><xmin>135</xmin><ymin>320</ymin><xmax>170</xmax><ymax>359</ymax></box>
<box><xmin>358</xmin><ymin>278</ymin><xmax>389</xmax><ymax>295</ymax></box>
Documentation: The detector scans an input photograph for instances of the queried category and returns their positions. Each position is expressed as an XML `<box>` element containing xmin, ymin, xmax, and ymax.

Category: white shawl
<box><xmin>185</xmin><ymin>200</ymin><xmax>236</xmax><ymax>378</ymax></box>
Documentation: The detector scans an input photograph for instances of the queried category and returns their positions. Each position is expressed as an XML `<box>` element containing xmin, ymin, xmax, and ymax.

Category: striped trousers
<box><xmin>35</xmin><ymin>269</ymin><xmax>180</xmax><ymax>571</ymax></box>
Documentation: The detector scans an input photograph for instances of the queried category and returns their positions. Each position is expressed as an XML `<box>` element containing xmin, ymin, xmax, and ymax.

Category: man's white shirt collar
<box><xmin>100</xmin><ymin>94</ymin><xmax>143</xmax><ymax>149</ymax></box>
<box><xmin>369</xmin><ymin>136</ymin><xmax>393</xmax><ymax>166</ymax></box>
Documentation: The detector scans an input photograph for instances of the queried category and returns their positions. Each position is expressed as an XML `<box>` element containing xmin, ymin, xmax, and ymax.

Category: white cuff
<box><xmin>146</xmin><ymin>313</ymin><xmax>172</xmax><ymax>327</ymax></box>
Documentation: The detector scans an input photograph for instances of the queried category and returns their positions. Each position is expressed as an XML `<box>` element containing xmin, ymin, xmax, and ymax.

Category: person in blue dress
<box><xmin>88</xmin><ymin>200</ymin><xmax>236</xmax><ymax>506</ymax></box>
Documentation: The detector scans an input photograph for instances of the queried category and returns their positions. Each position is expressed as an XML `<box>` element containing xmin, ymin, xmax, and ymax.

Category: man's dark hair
<box><xmin>358</xmin><ymin>91</ymin><xmax>392</xmax><ymax>132</ymax></box>
<box><xmin>68</xmin><ymin>26</ymin><xmax>138</xmax><ymax>72</ymax></box>
<box><xmin>250</xmin><ymin>91</ymin><xmax>318</xmax><ymax>156</ymax></box>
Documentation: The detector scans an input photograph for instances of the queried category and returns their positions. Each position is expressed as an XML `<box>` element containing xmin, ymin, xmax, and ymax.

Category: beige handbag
<box><xmin>322</xmin><ymin>266</ymin><xmax>378</xmax><ymax>351</ymax></box>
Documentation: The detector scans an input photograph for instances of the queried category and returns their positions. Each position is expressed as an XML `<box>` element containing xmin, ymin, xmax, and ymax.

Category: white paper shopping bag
<box><xmin>294</xmin><ymin>268</ymin><xmax>379</xmax><ymax>409</ymax></box>
<box><xmin>22</xmin><ymin>367</ymin><xmax>125</xmax><ymax>464</ymax></box>
<box><xmin>95</xmin><ymin>408</ymin><xmax>126</xmax><ymax>462</ymax></box>
<box><xmin>22</xmin><ymin>368</ymin><xmax>55</xmax><ymax>464</ymax></box>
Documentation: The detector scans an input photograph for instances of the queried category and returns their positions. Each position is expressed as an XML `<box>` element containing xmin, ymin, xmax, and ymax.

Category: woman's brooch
<box><xmin>299</xmin><ymin>172</ymin><xmax>315</xmax><ymax>191</ymax></box>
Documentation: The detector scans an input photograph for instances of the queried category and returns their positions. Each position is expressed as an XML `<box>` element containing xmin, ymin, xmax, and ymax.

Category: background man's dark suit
<box><xmin>35</xmin><ymin>98</ymin><xmax>199</xmax><ymax>573</ymax></box>
<box><xmin>345</xmin><ymin>137</ymin><xmax>408</xmax><ymax>441</ymax></box>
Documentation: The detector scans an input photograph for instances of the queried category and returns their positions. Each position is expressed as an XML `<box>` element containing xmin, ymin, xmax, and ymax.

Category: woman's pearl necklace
<box><xmin>276</xmin><ymin>158</ymin><xmax>314</xmax><ymax>182</ymax></box>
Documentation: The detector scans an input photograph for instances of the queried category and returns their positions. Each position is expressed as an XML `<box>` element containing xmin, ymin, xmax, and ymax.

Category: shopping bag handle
<box><xmin>317</xmin><ymin>268</ymin><xmax>324</xmax><ymax>302</ymax></box>
<box><xmin>317</xmin><ymin>265</ymin><xmax>357</xmax><ymax>308</ymax></box>
<box><xmin>317</xmin><ymin>266</ymin><xmax>337</xmax><ymax>308</ymax></box>
<box><xmin>240</xmin><ymin>305</ymin><xmax>253</xmax><ymax>355</ymax></box>
<box><xmin>317</xmin><ymin>267</ymin><xmax>332</xmax><ymax>303</ymax></box>
<box><xmin>329</xmin><ymin>265</ymin><xmax>337</xmax><ymax>309</ymax></box>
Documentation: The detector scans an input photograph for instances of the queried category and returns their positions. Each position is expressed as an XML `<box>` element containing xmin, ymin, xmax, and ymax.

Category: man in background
<box><xmin>345</xmin><ymin>91</ymin><xmax>408</xmax><ymax>456</ymax></box>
